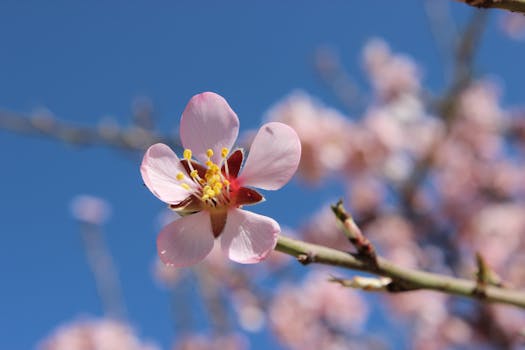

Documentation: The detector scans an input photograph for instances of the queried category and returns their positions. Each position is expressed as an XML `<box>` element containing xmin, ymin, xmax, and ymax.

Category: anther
<box><xmin>176</xmin><ymin>172</ymin><xmax>184</xmax><ymax>181</ymax></box>
<box><xmin>221</xmin><ymin>147</ymin><xmax>229</xmax><ymax>158</ymax></box>
<box><xmin>206</xmin><ymin>149</ymin><xmax>214</xmax><ymax>158</ymax></box>
<box><xmin>183</xmin><ymin>149</ymin><xmax>192</xmax><ymax>160</ymax></box>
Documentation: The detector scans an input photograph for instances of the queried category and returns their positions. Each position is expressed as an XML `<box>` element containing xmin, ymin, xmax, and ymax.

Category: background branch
<box><xmin>0</xmin><ymin>109</ymin><xmax>178</xmax><ymax>151</ymax></box>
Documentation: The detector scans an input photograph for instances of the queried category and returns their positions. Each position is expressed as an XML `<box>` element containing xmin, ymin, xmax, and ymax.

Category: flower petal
<box><xmin>238</xmin><ymin>122</ymin><xmax>301</xmax><ymax>190</ymax></box>
<box><xmin>180</xmin><ymin>92</ymin><xmax>240</xmax><ymax>163</ymax></box>
<box><xmin>140</xmin><ymin>143</ymin><xmax>197</xmax><ymax>204</ymax></box>
<box><xmin>157</xmin><ymin>211</ymin><xmax>215</xmax><ymax>267</ymax></box>
<box><xmin>220</xmin><ymin>209</ymin><xmax>279</xmax><ymax>264</ymax></box>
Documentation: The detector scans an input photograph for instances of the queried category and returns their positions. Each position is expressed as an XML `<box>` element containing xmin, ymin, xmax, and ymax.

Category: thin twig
<box><xmin>331</xmin><ymin>200</ymin><xmax>378</xmax><ymax>266</ymax></box>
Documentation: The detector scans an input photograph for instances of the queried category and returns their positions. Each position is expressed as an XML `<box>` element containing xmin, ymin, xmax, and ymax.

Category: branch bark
<box><xmin>275</xmin><ymin>235</ymin><xmax>525</xmax><ymax>309</ymax></box>
<box><xmin>456</xmin><ymin>0</ymin><xmax>525</xmax><ymax>13</ymax></box>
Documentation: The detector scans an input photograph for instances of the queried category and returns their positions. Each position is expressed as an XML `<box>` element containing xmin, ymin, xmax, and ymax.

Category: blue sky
<box><xmin>1</xmin><ymin>1</ymin><xmax>524</xmax><ymax>349</ymax></box>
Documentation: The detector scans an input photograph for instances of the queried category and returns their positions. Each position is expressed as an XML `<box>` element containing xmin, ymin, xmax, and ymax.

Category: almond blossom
<box><xmin>141</xmin><ymin>92</ymin><xmax>301</xmax><ymax>267</ymax></box>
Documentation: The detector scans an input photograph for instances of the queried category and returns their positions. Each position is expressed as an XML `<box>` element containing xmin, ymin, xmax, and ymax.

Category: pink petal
<box><xmin>157</xmin><ymin>211</ymin><xmax>215</xmax><ymax>267</ymax></box>
<box><xmin>238</xmin><ymin>122</ymin><xmax>301</xmax><ymax>190</ymax></box>
<box><xmin>180</xmin><ymin>92</ymin><xmax>240</xmax><ymax>163</ymax></box>
<box><xmin>140</xmin><ymin>143</ymin><xmax>196</xmax><ymax>204</ymax></box>
<box><xmin>220</xmin><ymin>209</ymin><xmax>279</xmax><ymax>264</ymax></box>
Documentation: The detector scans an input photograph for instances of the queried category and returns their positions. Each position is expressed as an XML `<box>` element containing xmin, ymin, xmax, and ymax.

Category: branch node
<box><xmin>297</xmin><ymin>252</ymin><xmax>315</xmax><ymax>265</ymax></box>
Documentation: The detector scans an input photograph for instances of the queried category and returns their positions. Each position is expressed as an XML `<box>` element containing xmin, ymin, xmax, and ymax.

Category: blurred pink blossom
<box><xmin>365</xmin><ymin>95</ymin><xmax>442</xmax><ymax>158</ymax></box>
<box><xmin>141</xmin><ymin>92</ymin><xmax>301</xmax><ymax>267</ymax></box>
<box><xmin>172</xmin><ymin>333</ymin><xmax>248</xmax><ymax>350</ymax></box>
<box><xmin>38</xmin><ymin>318</ymin><xmax>159</xmax><ymax>350</ymax></box>
<box><xmin>362</xmin><ymin>38</ymin><xmax>421</xmax><ymax>100</ymax></box>
<box><xmin>491</xmin><ymin>304</ymin><xmax>525</xmax><ymax>342</ymax></box>
<box><xmin>347</xmin><ymin>175</ymin><xmax>385</xmax><ymax>220</ymax></box>
<box><xmin>265</xmin><ymin>91</ymin><xmax>353</xmax><ymax>182</ymax></box>
<box><xmin>269</xmin><ymin>270</ymin><xmax>368</xmax><ymax>350</ymax></box>
<box><xmin>231</xmin><ymin>289</ymin><xmax>266</xmax><ymax>332</ymax></box>
<box><xmin>463</xmin><ymin>203</ymin><xmax>525</xmax><ymax>274</ymax></box>
<box><xmin>365</xmin><ymin>214</ymin><xmax>422</xmax><ymax>269</ymax></box>
<box><xmin>386</xmin><ymin>291</ymin><xmax>476</xmax><ymax>349</ymax></box>
<box><xmin>300</xmin><ymin>205</ymin><xmax>350</xmax><ymax>250</ymax></box>
<box><xmin>500</xmin><ymin>12</ymin><xmax>525</xmax><ymax>40</ymax></box>
<box><xmin>70</xmin><ymin>195</ymin><xmax>112</xmax><ymax>225</ymax></box>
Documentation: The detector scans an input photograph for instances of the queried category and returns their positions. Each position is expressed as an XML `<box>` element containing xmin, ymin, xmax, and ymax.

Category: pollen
<box><xmin>180</xmin><ymin>183</ymin><xmax>190</xmax><ymax>190</ymax></box>
<box><xmin>176</xmin><ymin>172</ymin><xmax>185</xmax><ymax>181</ymax></box>
<box><xmin>191</xmin><ymin>147</ymin><xmax>232</xmax><ymax>206</ymax></box>
<box><xmin>183</xmin><ymin>149</ymin><xmax>192</xmax><ymax>160</ymax></box>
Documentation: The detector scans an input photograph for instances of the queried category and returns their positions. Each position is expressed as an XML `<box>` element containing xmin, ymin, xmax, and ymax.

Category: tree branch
<box><xmin>456</xmin><ymin>0</ymin><xmax>525</xmax><ymax>14</ymax></box>
<box><xmin>275</xmin><ymin>235</ymin><xmax>525</xmax><ymax>309</ymax></box>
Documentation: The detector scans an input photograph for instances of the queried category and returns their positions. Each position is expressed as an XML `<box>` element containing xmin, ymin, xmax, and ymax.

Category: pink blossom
<box><xmin>141</xmin><ymin>92</ymin><xmax>301</xmax><ymax>267</ymax></box>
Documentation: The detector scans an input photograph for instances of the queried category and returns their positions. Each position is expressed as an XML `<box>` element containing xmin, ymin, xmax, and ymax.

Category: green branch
<box><xmin>275</xmin><ymin>235</ymin><xmax>525</xmax><ymax>309</ymax></box>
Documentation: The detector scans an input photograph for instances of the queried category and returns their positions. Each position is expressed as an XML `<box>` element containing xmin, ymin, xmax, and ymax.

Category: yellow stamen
<box><xmin>190</xmin><ymin>170</ymin><xmax>198</xmax><ymax>178</ymax></box>
<box><xmin>205</xmin><ymin>160</ymin><xmax>213</xmax><ymax>167</ymax></box>
<box><xmin>183</xmin><ymin>149</ymin><xmax>192</xmax><ymax>160</ymax></box>
<box><xmin>224</xmin><ymin>179</ymin><xmax>230</xmax><ymax>186</ymax></box>
<box><xmin>176</xmin><ymin>172</ymin><xmax>184</xmax><ymax>181</ymax></box>
<box><xmin>206</xmin><ymin>149</ymin><xmax>214</xmax><ymax>158</ymax></box>
<box><xmin>221</xmin><ymin>147</ymin><xmax>229</xmax><ymax>158</ymax></box>
<box><xmin>180</xmin><ymin>183</ymin><xmax>190</xmax><ymax>190</ymax></box>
